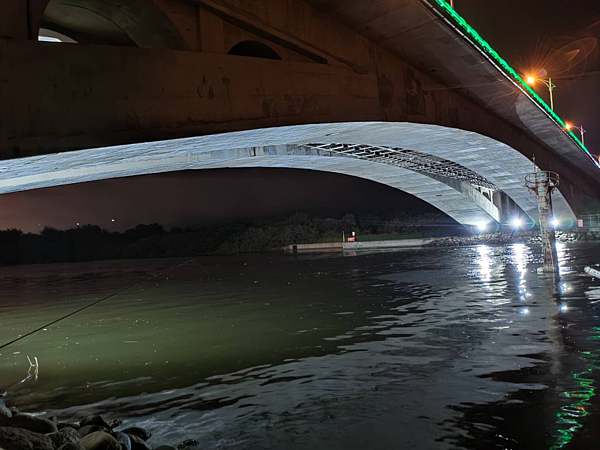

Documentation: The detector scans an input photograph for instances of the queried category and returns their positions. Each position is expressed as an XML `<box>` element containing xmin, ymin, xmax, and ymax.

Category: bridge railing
<box><xmin>430</xmin><ymin>0</ymin><xmax>595</xmax><ymax>164</ymax></box>
<box><xmin>578</xmin><ymin>214</ymin><xmax>600</xmax><ymax>228</ymax></box>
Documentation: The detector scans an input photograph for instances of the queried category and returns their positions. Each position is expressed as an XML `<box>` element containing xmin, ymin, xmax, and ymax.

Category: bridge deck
<box><xmin>304</xmin><ymin>0</ymin><xmax>599</xmax><ymax>180</ymax></box>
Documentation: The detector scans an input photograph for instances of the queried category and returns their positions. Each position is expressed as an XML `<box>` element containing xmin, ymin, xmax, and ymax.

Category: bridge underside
<box><xmin>0</xmin><ymin>122</ymin><xmax>575</xmax><ymax>227</ymax></box>
<box><xmin>1</xmin><ymin>0</ymin><xmax>599</xmax><ymax>219</ymax></box>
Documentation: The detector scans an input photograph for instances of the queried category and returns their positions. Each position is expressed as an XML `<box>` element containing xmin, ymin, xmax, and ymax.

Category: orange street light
<box><xmin>526</xmin><ymin>75</ymin><xmax>556</xmax><ymax>111</ymax></box>
<box><xmin>565</xmin><ymin>123</ymin><xmax>586</xmax><ymax>146</ymax></box>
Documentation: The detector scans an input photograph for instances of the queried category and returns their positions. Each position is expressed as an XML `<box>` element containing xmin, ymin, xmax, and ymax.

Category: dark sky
<box><xmin>1</xmin><ymin>0</ymin><xmax>599</xmax><ymax>233</ymax></box>
<box><xmin>459</xmin><ymin>0</ymin><xmax>600</xmax><ymax>152</ymax></box>
<box><xmin>0</xmin><ymin>169</ymin><xmax>434</xmax><ymax>233</ymax></box>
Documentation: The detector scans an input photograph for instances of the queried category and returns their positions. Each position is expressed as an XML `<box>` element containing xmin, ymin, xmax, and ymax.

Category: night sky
<box><xmin>1</xmin><ymin>0</ymin><xmax>598</xmax><ymax>232</ymax></box>
<box><xmin>0</xmin><ymin>169</ymin><xmax>434</xmax><ymax>233</ymax></box>
<box><xmin>460</xmin><ymin>0</ymin><xmax>600</xmax><ymax>152</ymax></box>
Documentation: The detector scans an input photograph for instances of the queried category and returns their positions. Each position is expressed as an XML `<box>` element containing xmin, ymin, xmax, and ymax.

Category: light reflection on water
<box><xmin>476</xmin><ymin>245</ymin><xmax>492</xmax><ymax>282</ymax></box>
<box><xmin>0</xmin><ymin>243</ymin><xmax>600</xmax><ymax>449</ymax></box>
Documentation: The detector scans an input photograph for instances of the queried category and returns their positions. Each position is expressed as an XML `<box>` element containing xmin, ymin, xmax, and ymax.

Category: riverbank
<box><xmin>0</xmin><ymin>212</ymin><xmax>456</xmax><ymax>267</ymax></box>
<box><xmin>2</xmin><ymin>224</ymin><xmax>599</xmax><ymax>267</ymax></box>
<box><xmin>283</xmin><ymin>230</ymin><xmax>600</xmax><ymax>252</ymax></box>
<box><xmin>0</xmin><ymin>400</ymin><xmax>182</xmax><ymax>450</ymax></box>
<box><xmin>0</xmin><ymin>399</ymin><xmax>178</xmax><ymax>450</ymax></box>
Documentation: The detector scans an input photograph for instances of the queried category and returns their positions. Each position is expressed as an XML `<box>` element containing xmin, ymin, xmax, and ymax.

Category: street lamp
<box><xmin>565</xmin><ymin>123</ymin><xmax>586</xmax><ymax>145</ymax></box>
<box><xmin>526</xmin><ymin>76</ymin><xmax>556</xmax><ymax>111</ymax></box>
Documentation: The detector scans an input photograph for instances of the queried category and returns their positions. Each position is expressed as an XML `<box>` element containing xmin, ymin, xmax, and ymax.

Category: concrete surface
<box><xmin>344</xmin><ymin>238</ymin><xmax>438</xmax><ymax>250</ymax></box>
<box><xmin>0</xmin><ymin>122</ymin><xmax>577</xmax><ymax>226</ymax></box>
<box><xmin>0</xmin><ymin>0</ymin><xmax>598</xmax><ymax>221</ymax></box>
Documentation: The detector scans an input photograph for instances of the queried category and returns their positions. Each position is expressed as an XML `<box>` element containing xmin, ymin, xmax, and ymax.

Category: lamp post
<box><xmin>565</xmin><ymin>124</ymin><xmax>586</xmax><ymax>146</ymax></box>
<box><xmin>526</xmin><ymin>76</ymin><xmax>556</xmax><ymax>111</ymax></box>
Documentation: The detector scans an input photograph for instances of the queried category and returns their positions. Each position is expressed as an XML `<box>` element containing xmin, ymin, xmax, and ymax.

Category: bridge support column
<box><xmin>526</xmin><ymin>171</ymin><xmax>559</xmax><ymax>273</ymax></box>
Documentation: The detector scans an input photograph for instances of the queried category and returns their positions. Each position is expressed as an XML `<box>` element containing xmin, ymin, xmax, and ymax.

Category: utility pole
<box><xmin>525</xmin><ymin>170</ymin><xmax>559</xmax><ymax>272</ymax></box>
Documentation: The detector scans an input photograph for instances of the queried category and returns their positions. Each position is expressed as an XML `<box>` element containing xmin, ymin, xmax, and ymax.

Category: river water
<box><xmin>1</xmin><ymin>244</ymin><xmax>600</xmax><ymax>449</ymax></box>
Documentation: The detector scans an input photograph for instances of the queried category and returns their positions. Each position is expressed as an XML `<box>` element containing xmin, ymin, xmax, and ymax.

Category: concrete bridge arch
<box><xmin>1</xmin><ymin>0</ymin><xmax>597</xmax><ymax>220</ymax></box>
<box><xmin>39</xmin><ymin>0</ymin><xmax>188</xmax><ymax>49</ymax></box>
<box><xmin>0</xmin><ymin>122</ymin><xmax>576</xmax><ymax>228</ymax></box>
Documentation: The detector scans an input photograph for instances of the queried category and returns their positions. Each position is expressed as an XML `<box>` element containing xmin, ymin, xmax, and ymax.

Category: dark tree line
<box><xmin>0</xmin><ymin>212</ymin><xmax>459</xmax><ymax>266</ymax></box>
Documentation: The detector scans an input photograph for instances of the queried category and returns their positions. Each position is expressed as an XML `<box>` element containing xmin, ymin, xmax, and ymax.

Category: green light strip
<box><xmin>432</xmin><ymin>0</ymin><xmax>592</xmax><ymax>158</ymax></box>
<box><xmin>549</xmin><ymin>349</ymin><xmax>599</xmax><ymax>449</ymax></box>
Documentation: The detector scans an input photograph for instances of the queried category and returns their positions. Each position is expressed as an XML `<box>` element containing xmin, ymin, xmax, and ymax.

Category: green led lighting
<box><xmin>549</xmin><ymin>345</ymin><xmax>600</xmax><ymax>449</ymax></box>
<box><xmin>432</xmin><ymin>0</ymin><xmax>592</xmax><ymax>159</ymax></box>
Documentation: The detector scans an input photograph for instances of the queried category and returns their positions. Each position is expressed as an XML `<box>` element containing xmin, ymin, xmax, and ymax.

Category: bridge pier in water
<box><xmin>526</xmin><ymin>171</ymin><xmax>559</xmax><ymax>273</ymax></box>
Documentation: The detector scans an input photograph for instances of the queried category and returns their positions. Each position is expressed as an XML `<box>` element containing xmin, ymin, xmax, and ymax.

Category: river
<box><xmin>1</xmin><ymin>243</ymin><xmax>600</xmax><ymax>449</ymax></box>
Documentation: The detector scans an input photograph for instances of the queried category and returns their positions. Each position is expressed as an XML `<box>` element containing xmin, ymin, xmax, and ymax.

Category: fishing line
<box><xmin>0</xmin><ymin>258</ymin><xmax>196</xmax><ymax>351</ymax></box>
<box><xmin>198</xmin><ymin>264</ymin><xmax>225</xmax><ymax>290</ymax></box>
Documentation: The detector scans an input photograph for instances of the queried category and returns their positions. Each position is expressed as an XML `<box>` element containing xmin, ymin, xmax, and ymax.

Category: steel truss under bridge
<box><xmin>304</xmin><ymin>143</ymin><xmax>498</xmax><ymax>190</ymax></box>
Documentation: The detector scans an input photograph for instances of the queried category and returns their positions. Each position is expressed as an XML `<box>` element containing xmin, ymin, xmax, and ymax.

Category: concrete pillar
<box><xmin>528</xmin><ymin>171</ymin><xmax>558</xmax><ymax>272</ymax></box>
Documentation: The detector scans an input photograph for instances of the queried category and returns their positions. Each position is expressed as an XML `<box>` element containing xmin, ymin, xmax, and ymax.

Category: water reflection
<box><xmin>1</xmin><ymin>244</ymin><xmax>600</xmax><ymax>449</ymax></box>
<box><xmin>476</xmin><ymin>245</ymin><xmax>492</xmax><ymax>282</ymax></box>
<box><xmin>510</xmin><ymin>244</ymin><xmax>532</xmax><ymax>304</ymax></box>
<box><xmin>557</xmin><ymin>242</ymin><xmax>568</xmax><ymax>275</ymax></box>
<box><xmin>550</xmin><ymin>342</ymin><xmax>600</xmax><ymax>449</ymax></box>
<box><xmin>548</xmin><ymin>273</ymin><xmax>600</xmax><ymax>450</ymax></box>
<box><xmin>511</xmin><ymin>243</ymin><xmax>529</xmax><ymax>278</ymax></box>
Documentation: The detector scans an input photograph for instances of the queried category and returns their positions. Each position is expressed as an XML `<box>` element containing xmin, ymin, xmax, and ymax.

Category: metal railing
<box><xmin>578</xmin><ymin>214</ymin><xmax>600</xmax><ymax>228</ymax></box>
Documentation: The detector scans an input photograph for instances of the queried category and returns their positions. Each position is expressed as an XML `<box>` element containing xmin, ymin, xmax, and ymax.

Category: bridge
<box><xmin>1</xmin><ymin>0</ymin><xmax>599</xmax><ymax>228</ymax></box>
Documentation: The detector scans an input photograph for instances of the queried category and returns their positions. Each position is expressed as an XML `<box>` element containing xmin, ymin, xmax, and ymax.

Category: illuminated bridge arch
<box><xmin>0</xmin><ymin>122</ymin><xmax>576</xmax><ymax>227</ymax></box>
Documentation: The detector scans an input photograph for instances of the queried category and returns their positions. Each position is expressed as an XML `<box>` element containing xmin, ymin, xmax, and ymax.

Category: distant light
<box><xmin>512</xmin><ymin>218</ymin><xmax>523</xmax><ymax>228</ymax></box>
<box><xmin>560</xmin><ymin>303</ymin><xmax>568</xmax><ymax>313</ymax></box>
<box><xmin>552</xmin><ymin>218</ymin><xmax>559</xmax><ymax>227</ymax></box>
<box><xmin>476</xmin><ymin>222</ymin><xmax>487</xmax><ymax>231</ymax></box>
<box><xmin>111</xmin><ymin>219</ymin><xmax>115</xmax><ymax>222</ymax></box>
<box><xmin>76</xmin><ymin>222</ymin><xmax>80</xmax><ymax>226</ymax></box>
<box><xmin>526</xmin><ymin>76</ymin><xmax>535</xmax><ymax>84</ymax></box>
<box><xmin>565</xmin><ymin>123</ymin><xmax>572</xmax><ymax>130</ymax></box>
